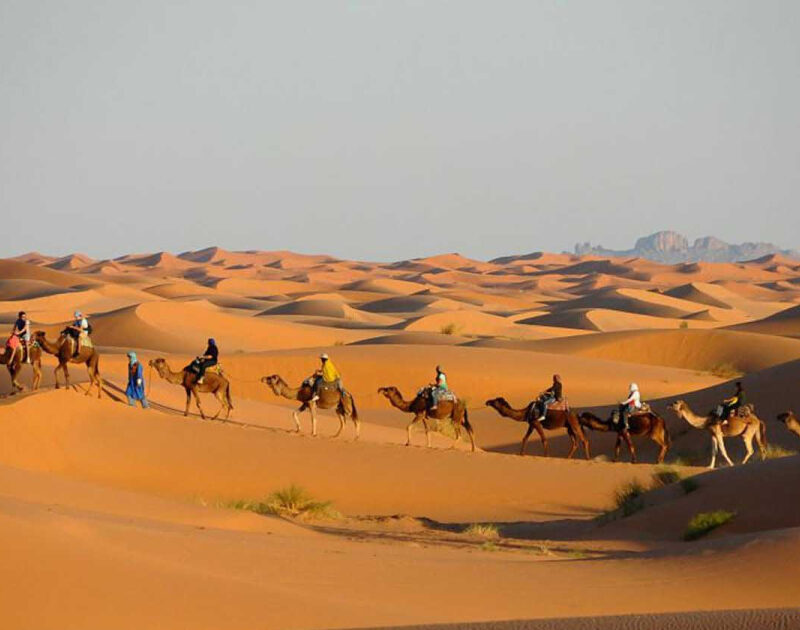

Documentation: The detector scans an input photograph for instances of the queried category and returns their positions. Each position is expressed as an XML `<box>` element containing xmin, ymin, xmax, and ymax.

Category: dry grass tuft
<box><xmin>464</xmin><ymin>523</ymin><xmax>500</xmax><ymax>539</ymax></box>
<box><xmin>684</xmin><ymin>510</ymin><xmax>735</xmax><ymax>541</ymax></box>
<box><xmin>230</xmin><ymin>485</ymin><xmax>342</xmax><ymax>521</ymax></box>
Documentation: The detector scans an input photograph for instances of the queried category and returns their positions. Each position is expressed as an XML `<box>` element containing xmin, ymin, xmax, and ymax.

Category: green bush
<box><xmin>684</xmin><ymin>510</ymin><xmax>735</xmax><ymax>541</ymax></box>
<box><xmin>680</xmin><ymin>477</ymin><xmax>700</xmax><ymax>494</ymax></box>
<box><xmin>464</xmin><ymin>523</ymin><xmax>500</xmax><ymax>539</ymax></box>
<box><xmin>651</xmin><ymin>467</ymin><xmax>681</xmax><ymax>487</ymax></box>
<box><xmin>230</xmin><ymin>484</ymin><xmax>341</xmax><ymax>520</ymax></box>
<box><xmin>440</xmin><ymin>322</ymin><xmax>459</xmax><ymax>335</ymax></box>
<box><xmin>613</xmin><ymin>480</ymin><xmax>647</xmax><ymax>517</ymax></box>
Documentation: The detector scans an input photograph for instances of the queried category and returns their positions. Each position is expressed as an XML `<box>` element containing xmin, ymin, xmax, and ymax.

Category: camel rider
<box><xmin>718</xmin><ymin>382</ymin><xmax>745</xmax><ymax>424</ymax></box>
<box><xmin>310</xmin><ymin>353</ymin><xmax>343</xmax><ymax>402</ymax></box>
<box><xmin>535</xmin><ymin>374</ymin><xmax>563</xmax><ymax>421</ymax></box>
<box><xmin>11</xmin><ymin>311</ymin><xmax>31</xmax><ymax>363</ymax></box>
<box><xmin>67</xmin><ymin>311</ymin><xmax>90</xmax><ymax>357</ymax></box>
<box><xmin>618</xmin><ymin>383</ymin><xmax>642</xmax><ymax>431</ymax></box>
<box><xmin>194</xmin><ymin>338</ymin><xmax>219</xmax><ymax>384</ymax></box>
<box><xmin>429</xmin><ymin>365</ymin><xmax>448</xmax><ymax>411</ymax></box>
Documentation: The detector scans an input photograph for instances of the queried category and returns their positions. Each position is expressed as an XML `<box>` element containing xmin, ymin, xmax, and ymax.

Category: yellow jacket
<box><xmin>321</xmin><ymin>360</ymin><xmax>341</xmax><ymax>382</ymax></box>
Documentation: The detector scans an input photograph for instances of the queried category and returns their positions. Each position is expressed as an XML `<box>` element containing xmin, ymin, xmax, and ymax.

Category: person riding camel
<box><xmin>534</xmin><ymin>374</ymin><xmax>563</xmax><ymax>421</ymax></box>
<box><xmin>717</xmin><ymin>381</ymin><xmax>745</xmax><ymax>425</ymax></box>
<box><xmin>429</xmin><ymin>365</ymin><xmax>448</xmax><ymax>411</ymax></box>
<box><xmin>310</xmin><ymin>353</ymin><xmax>343</xmax><ymax>402</ymax></box>
<box><xmin>66</xmin><ymin>311</ymin><xmax>90</xmax><ymax>358</ymax></box>
<box><xmin>10</xmin><ymin>311</ymin><xmax>31</xmax><ymax>363</ymax></box>
<box><xmin>618</xmin><ymin>382</ymin><xmax>642</xmax><ymax>431</ymax></box>
<box><xmin>194</xmin><ymin>338</ymin><xmax>219</xmax><ymax>384</ymax></box>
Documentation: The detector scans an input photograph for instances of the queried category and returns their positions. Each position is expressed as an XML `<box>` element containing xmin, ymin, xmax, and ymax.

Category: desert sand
<box><xmin>1</xmin><ymin>248</ymin><xmax>799</xmax><ymax>629</ymax></box>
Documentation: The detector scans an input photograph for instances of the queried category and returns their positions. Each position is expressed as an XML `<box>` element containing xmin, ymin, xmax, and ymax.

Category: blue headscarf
<box><xmin>127</xmin><ymin>351</ymin><xmax>137</xmax><ymax>366</ymax></box>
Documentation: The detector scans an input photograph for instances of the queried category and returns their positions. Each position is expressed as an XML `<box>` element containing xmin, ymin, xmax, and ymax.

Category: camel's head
<box><xmin>668</xmin><ymin>400</ymin><xmax>686</xmax><ymax>415</ymax></box>
<box><xmin>33</xmin><ymin>330</ymin><xmax>47</xmax><ymax>341</ymax></box>
<box><xmin>148</xmin><ymin>357</ymin><xmax>167</xmax><ymax>375</ymax></box>
<box><xmin>377</xmin><ymin>386</ymin><xmax>397</xmax><ymax>399</ymax></box>
<box><xmin>262</xmin><ymin>375</ymin><xmax>283</xmax><ymax>393</ymax></box>
<box><xmin>485</xmin><ymin>397</ymin><xmax>507</xmax><ymax>410</ymax></box>
<box><xmin>777</xmin><ymin>411</ymin><xmax>794</xmax><ymax>425</ymax></box>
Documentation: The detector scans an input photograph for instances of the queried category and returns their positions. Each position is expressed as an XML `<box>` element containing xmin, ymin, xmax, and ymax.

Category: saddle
<box><xmin>735</xmin><ymin>404</ymin><xmax>754</xmax><ymax>418</ymax></box>
<box><xmin>547</xmin><ymin>398</ymin><xmax>569</xmax><ymax>413</ymax></box>
<box><xmin>419</xmin><ymin>386</ymin><xmax>457</xmax><ymax>403</ymax></box>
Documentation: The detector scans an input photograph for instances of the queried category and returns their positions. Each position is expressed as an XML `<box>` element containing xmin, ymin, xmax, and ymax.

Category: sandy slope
<box><xmin>3</xmin><ymin>248</ymin><xmax>800</xmax><ymax>629</ymax></box>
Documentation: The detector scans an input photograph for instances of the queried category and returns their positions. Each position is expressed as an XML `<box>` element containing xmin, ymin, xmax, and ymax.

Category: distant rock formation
<box><xmin>574</xmin><ymin>231</ymin><xmax>799</xmax><ymax>264</ymax></box>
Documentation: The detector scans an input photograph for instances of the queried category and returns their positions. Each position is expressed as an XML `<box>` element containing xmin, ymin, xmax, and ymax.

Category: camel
<box><xmin>777</xmin><ymin>411</ymin><xmax>800</xmax><ymax>442</ymax></box>
<box><xmin>0</xmin><ymin>342</ymin><xmax>42</xmax><ymax>393</ymax></box>
<box><xmin>485</xmin><ymin>397</ymin><xmax>590</xmax><ymax>459</ymax></box>
<box><xmin>378</xmin><ymin>386</ymin><xmax>476</xmax><ymax>452</ymax></box>
<box><xmin>33</xmin><ymin>330</ymin><xmax>103</xmax><ymax>397</ymax></box>
<box><xmin>262</xmin><ymin>374</ymin><xmax>360</xmax><ymax>439</ymax></box>
<box><xmin>669</xmin><ymin>400</ymin><xmax>766</xmax><ymax>468</ymax></box>
<box><xmin>149</xmin><ymin>358</ymin><xmax>233</xmax><ymax>420</ymax></box>
<box><xmin>578</xmin><ymin>408</ymin><xmax>670</xmax><ymax>464</ymax></box>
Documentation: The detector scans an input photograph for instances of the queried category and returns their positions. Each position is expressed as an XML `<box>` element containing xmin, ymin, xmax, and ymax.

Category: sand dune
<box><xmin>729</xmin><ymin>303</ymin><xmax>800</xmax><ymax>338</ymax></box>
<box><xmin>3</xmin><ymin>246</ymin><xmax>800</xmax><ymax>629</ymax></box>
<box><xmin>522</xmin><ymin>329</ymin><xmax>800</xmax><ymax>373</ymax></box>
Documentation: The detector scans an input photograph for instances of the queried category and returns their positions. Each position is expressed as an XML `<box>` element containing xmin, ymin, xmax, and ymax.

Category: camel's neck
<box><xmin>158</xmin><ymin>362</ymin><xmax>186</xmax><ymax>385</ymax></box>
<box><xmin>494</xmin><ymin>402</ymin><xmax>527</xmax><ymax>421</ymax></box>
<box><xmin>37</xmin><ymin>336</ymin><xmax>62</xmax><ymax>355</ymax></box>
<box><xmin>275</xmin><ymin>379</ymin><xmax>301</xmax><ymax>400</ymax></box>
<box><xmin>678</xmin><ymin>405</ymin><xmax>709</xmax><ymax>429</ymax></box>
<box><xmin>387</xmin><ymin>391</ymin><xmax>413</xmax><ymax>412</ymax></box>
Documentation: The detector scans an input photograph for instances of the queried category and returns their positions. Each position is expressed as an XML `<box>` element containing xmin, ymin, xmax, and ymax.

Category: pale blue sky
<box><xmin>1</xmin><ymin>1</ymin><xmax>798</xmax><ymax>260</ymax></box>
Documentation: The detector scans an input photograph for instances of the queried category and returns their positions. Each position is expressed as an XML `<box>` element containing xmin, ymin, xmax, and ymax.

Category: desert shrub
<box><xmin>464</xmin><ymin>523</ymin><xmax>500</xmax><ymax>539</ymax></box>
<box><xmin>763</xmin><ymin>444</ymin><xmax>798</xmax><ymax>459</ymax></box>
<box><xmin>651</xmin><ymin>467</ymin><xmax>681</xmax><ymax>488</ymax></box>
<box><xmin>440</xmin><ymin>322</ymin><xmax>459</xmax><ymax>335</ymax></box>
<box><xmin>709</xmin><ymin>362</ymin><xmax>742</xmax><ymax>379</ymax></box>
<box><xmin>684</xmin><ymin>510</ymin><xmax>735</xmax><ymax>541</ymax></box>
<box><xmin>231</xmin><ymin>485</ymin><xmax>341</xmax><ymax>520</ymax></box>
<box><xmin>613</xmin><ymin>480</ymin><xmax>647</xmax><ymax>517</ymax></box>
<box><xmin>480</xmin><ymin>541</ymin><xmax>499</xmax><ymax>552</ymax></box>
<box><xmin>333</xmin><ymin>340</ymin><xmax>346</xmax><ymax>346</ymax></box>
<box><xmin>679</xmin><ymin>321</ymin><xmax>689</xmax><ymax>329</ymax></box>
<box><xmin>680</xmin><ymin>477</ymin><xmax>700</xmax><ymax>494</ymax></box>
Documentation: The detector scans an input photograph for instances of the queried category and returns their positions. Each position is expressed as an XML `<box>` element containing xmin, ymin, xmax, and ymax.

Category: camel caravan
<box><xmin>5</xmin><ymin>312</ymin><xmax>800</xmax><ymax>467</ymax></box>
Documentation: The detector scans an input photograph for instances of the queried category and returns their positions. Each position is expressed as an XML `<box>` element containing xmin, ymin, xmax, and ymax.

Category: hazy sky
<box><xmin>1</xmin><ymin>1</ymin><xmax>798</xmax><ymax>261</ymax></box>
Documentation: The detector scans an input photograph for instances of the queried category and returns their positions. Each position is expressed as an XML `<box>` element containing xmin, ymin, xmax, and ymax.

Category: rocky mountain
<box><xmin>574</xmin><ymin>231</ymin><xmax>799</xmax><ymax>264</ymax></box>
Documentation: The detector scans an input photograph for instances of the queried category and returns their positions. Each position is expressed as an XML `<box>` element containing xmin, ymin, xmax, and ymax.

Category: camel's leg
<box><xmin>654</xmin><ymin>433</ymin><xmax>668</xmax><ymax>464</ymax></box>
<box><xmin>292</xmin><ymin>408</ymin><xmax>302</xmax><ymax>432</ymax></box>
<box><xmin>192</xmin><ymin>387</ymin><xmax>206</xmax><ymax>419</ymax></box>
<box><xmin>62</xmin><ymin>362</ymin><xmax>71</xmax><ymax>390</ymax></box>
<box><xmin>94</xmin><ymin>363</ymin><xmax>103</xmax><ymax>399</ymax></box>
<box><xmin>406</xmin><ymin>413</ymin><xmax>424</xmax><ymax>447</ymax></box>
<box><xmin>352</xmin><ymin>411</ymin><xmax>361</xmax><ymax>441</ymax></box>
<box><xmin>422</xmin><ymin>416</ymin><xmax>431</xmax><ymax>448</ymax></box>
<box><xmin>709</xmin><ymin>436</ymin><xmax>718</xmax><ymax>469</ymax></box>
<box><xmin>32</xmin><ymin>361</ymin><xmax>42</xmax><ymax>390</ymax></box>
<box><xmin>623</xmin><ymin>431</ymin><xmax>636</xmax><ymax>463</ymax></box>
<box><xmin>520</xmin><ymin>423</ymin><xmax>535</xmax><ymax>456</ymax></box>
<box><xmin>184</xmin><ymin>389</ymin><xmax>191</xmax><ymax>416</ymax></box>
<box><xmin>741</xmin><ymin>431</ymin><xmax>755</xmax><ymax>464</ymax></box>
<box><xmin>613</xmin><ymin>434</ymin><xmax>622</xmax><ymax>462</ymax></box>
<box><xmin>334</xmin><ymin>412</ymin><xmax>345</xmax><ymax>438</ymax></box>
<box><xmin>310</xmin><ymin>402</ymin><xmax>318</xmax><ymax>437</ymax></box>
<box><xmin>717</xmin><ymin>434</ymin><xmax>734</xmax><ymax>467</ymax></box>
<box><xmin>579</xmin><ymin>427</ymin><xmax>591</xmax><ymax>460</ymax></box>
<box><xmin>535</xmin><ymin>422</ymin><xmax>548</xmax><ymax>457</ymax></box>
<box><xmin>211</xmin><ymin>390</ymin><xmax>225</xmax><ymax>420</ymax></box>
<box><xmin>565</xmin><ymin>426</ymin><xmax>579</xmax><ymax>459</ymax></box>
